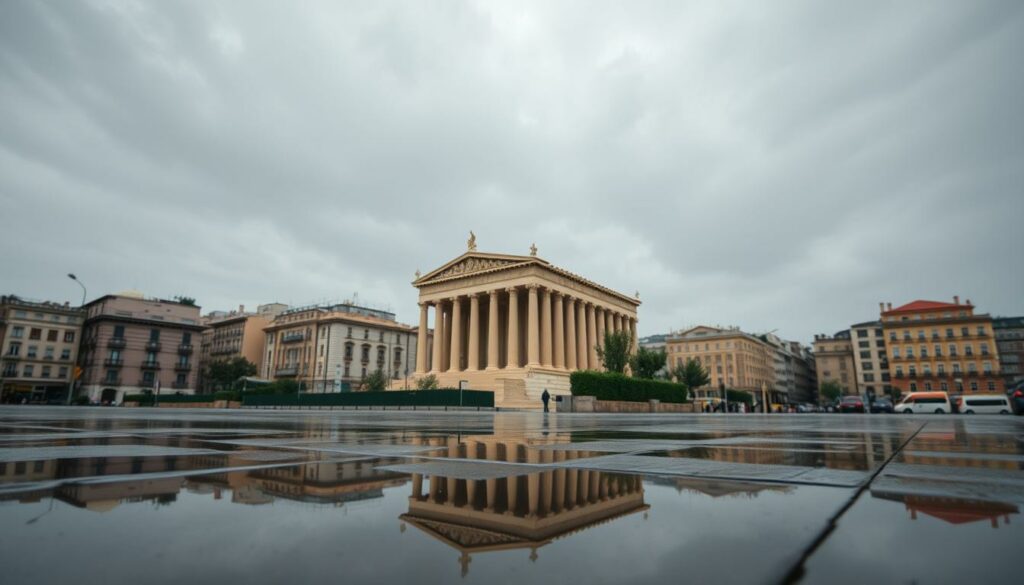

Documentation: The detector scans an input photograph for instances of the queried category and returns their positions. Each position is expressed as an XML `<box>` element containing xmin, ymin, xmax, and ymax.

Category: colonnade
<box><xmin>414</xmin><ymin>286</ymin><xmax>638</xmax><ymax>374</ymax></box>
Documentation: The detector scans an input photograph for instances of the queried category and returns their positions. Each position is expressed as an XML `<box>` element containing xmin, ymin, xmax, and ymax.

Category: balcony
<box><xmin>102</xmin><ymin>378</ymin><xmax>123</xmax><ymax>386</ymax></box>
<box><xmin>145</xmin><ymin>341</ymin><xmax>162</xmax><ymax>352</ymax></box>
<box><xmin>210</xmin><ymin>347</ymin><xmax>236</xmax><ymax>356</ymax></box>
<box><xmin>276</xmin><ymin>366</ymin><xmax>298</xmax><ymax>377</ymax></box>
<box><xmin>137</xmin><ymin>379</ymin><xmax>156</xmax><ymax>389</ymax></box>
<box><xmin>174</xmin><ymin>363</ymin><xmax>192</xmax><ymax>372</ymax></box>
<box><xmin>1</xmin><ymin>371</ymin><xmax>17</xmax><ymax>378</ymax></box>
<box><xmin>107</xmin><ymin>337</ymin><xmax>126</xmax><ymax>349</ymax></box>
<box><xmin>895</xmin><ymin>372</ymin><xmax>905</xmax><ymax>378</ymax></box>
<box><xmin>104</xmin><ymin>358</ymin><xmax>124</xmax><ymax>367</ymax></box>
<box><xmin>3</xmin><ymin>354</ymin><xmax>22</xmax><ymax>361</ymax></box>
<box><xmin>281</xmin><ymin>332</ymin><xmax>305</xmax><ymax>344</ymax></box>
<box><xmin>82</xmin><ymin>336</ymin><xmax>97</xmax><ymax>348</ymax></box>
<box><xmin>171</xmin><ymin>381</ymin><xmax>189</xmax><ymax>390</ymax></box>
<box><xmin>178</xmin><ymin>344</ymin><xmax>194</xmax><ymax>355</ymax></box>
<box><xmin>140</xmin><ymin>361</ymin><xmax>161</xmax><ymax>370</ymax></box>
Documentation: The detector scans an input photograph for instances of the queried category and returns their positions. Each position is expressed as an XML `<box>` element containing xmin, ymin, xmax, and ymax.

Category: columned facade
<box><xmin>410</xmin><ymin>249</ymin><xmax>641</xmax><ymax>407</ymax></box>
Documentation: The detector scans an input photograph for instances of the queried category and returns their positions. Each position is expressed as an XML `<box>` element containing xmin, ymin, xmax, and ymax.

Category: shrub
<box><xmin>416</xmin><ymin>374</ymin><xmax>439</xmax><ymax>390</ymax></box>
<box><xmin>570</xmin><ymin>371</ymin><xmax>689</xmax><ymax>403</ymax></box>
<box><xmin>124</xmin><ymin>394</ymin><xmax>155</xmax><ymax>405</ymax></box>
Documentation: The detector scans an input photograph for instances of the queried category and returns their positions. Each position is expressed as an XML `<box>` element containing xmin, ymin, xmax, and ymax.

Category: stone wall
<box><xmin>562</xmin><ymin>396</ymin><xmax>695</xmax><ymax>413</ymax></box>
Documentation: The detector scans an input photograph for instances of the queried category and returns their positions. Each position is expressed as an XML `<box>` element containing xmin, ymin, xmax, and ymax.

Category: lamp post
<box><xmin>67</xmin><ymin>274</ymin><xmax>86</xmax><ymax>307</ymax></box>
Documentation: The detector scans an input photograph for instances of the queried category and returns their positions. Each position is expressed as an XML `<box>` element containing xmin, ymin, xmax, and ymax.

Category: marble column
<box><xmin>631</xmin><ymin>318</ymin><xmax>638</xmax><ymax>355</ymax></box>
<box><xmin>431</xmin><ymin>301</ymin><xmax>444</xmax><ymax>373</ymax></box>
<box><xmin>441</xmin><ymin>303</ymin><xmax>451</xmax><ymax>370</ymax></box>
<box><xmin>596</xmin><ymin>306</ymin><xmax>606</xmax><ymax>360</ymax></box>
<box><xmin>565</xmin><ymin>297</ymin><xmax>577</xmax><ymax>370</ymax></box>
<box><xmin>526</xmin><ymin>285</ymin><xmax>540</xmax><ymax>367</ymax></box>
<box><xmin>416</xmin><ymin>303</ymin><xmax>429</xmax><ymax>374</ymax></box>
<box><xmin>449</xmin><ymin>296</ymin><xmax>462</xmax><ymax>372</ymax></box>
<box><xmin>576</xmin><ymin>300</ymin><xmax>588</xmax><ymax>369</ymax></box>
<box><xmin>506</xmin><ymin>287</ymin><xmax>520</xmax><ymax>368</ymax></box>
<box><xmin>467</xmin><ymin>293</ymin><xmax>480</xmax><ymax>371</ymax></box>
<box><xmin>553</xmin><ymin>293</ymin><xmax>565</xmax><ymax>369</ymax></box>
<box><xmin>486</xmin><ymin>290</ymin><xmax>500</xmax><ymax>370</ymax></box>
<box><xmin>587</xmin><ymin>303</ymin><xmax>598</xmax><ymax>369</ymax></box>
<box><xmin>540</xmin><ymin>288</ymin><xmax>552</xmax><ymax>366</ymax></box>
<box><xmin>605</xmin><ymin>310</ymin><xmax>615</xmax><ymax>340</ymax></box>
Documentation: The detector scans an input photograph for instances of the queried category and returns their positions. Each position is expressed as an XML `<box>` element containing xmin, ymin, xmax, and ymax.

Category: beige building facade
<box><xmin>199</xmin><ymin>303</ymin><xmax>287</xmax><ymax>390</ymax></box>
<box><xmin>0</xmin><ymin>295</ymin><xmax>85</xmax><ymax>403</ymax></box>
<box><xmin>665</xmin><ymin>326</ymin><xmax>777</xmax><ymax>403</ymax></box>
<box><xmin>813</xmin><ymin>330</ymin><xmax>859</xmax><ymax>398</ymax></box>
<box><xmin>411</xmin><ymin>245</ymin><xmax>640</xmax><ymax>408</ymax></box>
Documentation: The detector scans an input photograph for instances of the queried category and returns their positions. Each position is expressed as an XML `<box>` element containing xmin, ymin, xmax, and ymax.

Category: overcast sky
<box><xmin>1</xmin><ymin>1</ymin><xmax>1021</xmax><ymax>344</ymax></box>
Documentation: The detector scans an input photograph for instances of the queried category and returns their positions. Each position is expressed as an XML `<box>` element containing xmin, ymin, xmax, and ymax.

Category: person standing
<box><xmin>541</xmin><ymin>389</ymin><xmax>550</xmax><ymax>413</ymax></box>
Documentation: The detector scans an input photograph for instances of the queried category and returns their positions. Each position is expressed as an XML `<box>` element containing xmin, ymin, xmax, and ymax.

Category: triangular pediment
<box><xmin>676</xmin><ymin>326</ymin><xmax>724</xmax><ymax>338</ymax></box>
<box><xmin>414</xmin><ymin>252</ymin><xmax>546</xmax><ymax>286</ymax></box>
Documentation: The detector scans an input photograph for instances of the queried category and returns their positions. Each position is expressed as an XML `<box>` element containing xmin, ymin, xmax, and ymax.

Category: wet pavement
<box><xmin>1</xmin><ymin>407</ymin><xmax>1021</xmax><ymax>584</ymax></box>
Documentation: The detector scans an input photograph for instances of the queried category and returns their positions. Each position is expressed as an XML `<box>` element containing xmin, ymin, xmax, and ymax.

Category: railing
<box><xmin>107</xmin><ymin>338</ymin><xmax>126</xmax><ymax>349</ymax></box>
<box><xmin>102</xmin><ymin>378</ymin><xmax>122</xmax><ymax>386</ymax></box>
<box><xmin>140</xmin><ymin>361</ymin><xmax>161</xmax><ymax>370</ymax></box>
<box><xmin>281</xmin><ymin>332</ymin><xmax>305</xmax><ymax>343</ymax></box>
<box><xmin>275</xmin><ymin>366</ymin><xmax>298</xmax><ymax>376</ymax></box>
<box><xmin>178</xmin><ymin>344</ymin><xmax>194</xmax><ymax>354</ymax></box>
<box><xmin>174</xmin><ymin>363</ymin><xmax>191</xmax><ymax>372</ymax></box>
<box><xmin>137</xmin><ymin>379</ymin><xmax>156</xmax><ymax>388</ymax></box>
<box><xmin>104</xmin><ymin>358</ymin><xmax>124</xmax><ymax>367</ymax></box>
<box><xmin>145</xmin><ymin>341</ymin><xmax>162</xmax><ymax>352</ymax></box>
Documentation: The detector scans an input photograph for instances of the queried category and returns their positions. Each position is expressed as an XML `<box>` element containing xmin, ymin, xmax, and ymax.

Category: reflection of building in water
<box><xmin>245</xmin><ymin>459</ymin><xmax>407</xmax><ymax>505</ymax></box>
<box><xmin>650</xmin><ymin>476</ymin><xmax>791</xmax><ymax>498</ymax></box>
<box><xmin>874</xmin><ymin>491</ymin><xmax>1019</xmax><ymax>528</ymax></box>
<box><xmin>902</xmin><ymin>430</ymin><xmax>1021</xmax><ymax>471</ymax></box>
<box><xmin>57</xmin><ymin>477</ymin><xmax>182</xmax><ymax>511</ymax></box>
<box><xmin>399</xmin><ymin>439</ymin><xmax>648</xmax><ymax>577</ymax></box>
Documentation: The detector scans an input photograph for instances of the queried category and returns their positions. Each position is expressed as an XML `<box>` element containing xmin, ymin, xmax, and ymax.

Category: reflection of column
<box><xmin>431</xmin><ymin>302</ymin><xmax>443</xmax><ymax>373</ymax></box>
<box><xmin>526</xmin><ymin>285</ymin><xmax>540</xmax><ymax>367</ymax></box>
<box><xmin>589</xmin><ymin>470</ymin><xmax>600</xmax><ymax>503</ymax></box>
<box><xmin>540</xmin><ymin>288</ymin><xmax>552</xmax><ymax>366</ymax></box>
<box><xmin>449</xmin><ymin>297</ymin><xmax>462</xmax><ymax>372</ymax></box>
<box><xmin>540</xmin><ymin>450</ymin><xmax>553</xmax><ymax>514</ymax></box>
<box><xmin>553</xmin><ymin>451</ymin><xmax>566</xmax><ymax>512</ymax></box>
<box><xmin>600</xmin><ymin>475</ymin><xmax>609</xmax><ymax>500</ymax></box>
<box><xmin>565</xmin><ymin>298</ymin><xmax>577</xmax><ymax>370</ymax></box>
<box><xmin>576</xmin><ymin>301</ymin><xmax>588</xmax><ymax>369</ymax></box>
<box><xmin>412</xmin><ymin>473</ymin><xmax>423</xmax><ymax>499</ymax></box>
<box><xmin>506</xmin><ymin>288</ymin><xmax>520</xmax><ymax>368</ymax></box>
<box><xmin>578</xmin><ymin>469</ymin><xmax>590</xmax><ymax>505</ymax></box>
<box><xmin>487</xmin><ymin>290</ymin><xmax>500</xmax><ymax>370</ymax></box>
<box><xmin>566</xmin><ymin>460</ymin><xmax>578</xmax><ymax>510</ymax></box>
<box><xmin>430</xmin><ymin>475</ymin><xmax>442</xmax><ymax>502</ymax></box>
<box><xmin>527</xmin><ymin>448</ymin><xmax>540</xmax><ymax>516</ymax></box>
<box><xmin>587</xmin><ymin>303</ymin><xmax>598</xmax><ymax>369</ymax></box>
<box><xmin>467</xmin><ymin>293</ymin><xmax>480</xmax><ymax>371</ymax></box>
<box><xmin>485</xmin><ymin>442</ymin><xmax>498</xmax><ymax>510</ymax></box>
<box><xmin>416</xmin><ymin>303</ymin><xmax>429</xmax><ymax>374</ymax></box>
<box><xmin>553</xmin><ymin>293</ymin><xmax>565</xmax><ymax>369</ymax></box>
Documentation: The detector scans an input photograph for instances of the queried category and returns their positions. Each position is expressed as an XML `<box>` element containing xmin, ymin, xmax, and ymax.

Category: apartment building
<box><xmin>851</xmin><ymin>319</ymin><xmax>892</xmax><ymax>400</ymax></box>
<box><xmin>813</xmin><ymin>330</ymin><xmax>858</xmax><ymax>398</ymax></box>
<box><xmin>198</xmin><ymin>303</ymin><xmax>287</xmax><ymax>390</ymax></box>
<box><xmin>78</xmin><ymin>292</ymin><xmax>204</xmax><ymax>404</ymax></box>
<box><xmin>665</xmin><ymin>326</ymin><xmax>779</xmax><ymax>403</ymax></box>
<box><xmin>993</xmin><ymin>316</ymin><xmax>1024</xmax><ymax>390</ymax></box>
<box><xmin>789</xmin><ymin>340</ymin><xmax>817</xmax><ymax>404</ymax></box>
<box><xmin>881</xmin><ymin>297</ymin><xmax>1003</xmax><ymax>395</ymax></box>
<box><xmin>263</xmin><ymin>302</ymin><xmax>419</xmax><ymax>392</ymax></box>
<box><xmin>0</xmin><ymin>295</ymin><xmax>85</xmax><ymax>403</ymax></box>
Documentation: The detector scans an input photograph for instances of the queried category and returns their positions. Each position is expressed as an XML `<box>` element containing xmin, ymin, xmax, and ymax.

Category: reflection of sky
<box><xmin>1</xmin><ymin>479</ymin><xmax>849</xmax><ymax>585</ymax></box>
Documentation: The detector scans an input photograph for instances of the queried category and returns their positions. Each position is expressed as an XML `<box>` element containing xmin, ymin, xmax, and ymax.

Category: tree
<box><xmin>629</xmin><ymin>346</ymin><xmax>667</xmax><ymax>380</ymax></box>
<box><xmin>416</xmin><ymin>374</ymin><xmax>439</xmax><ymax>390</ymax></box>
<box><xmin>203</xmin><ymin>357</ymin><xmax>257</xmax><ymax>392</ymax></box>
<box><xmin>820</xmin><ymin>380</ymin><xmax>843</xmax><ymax>403</ymax></box>
<box><xmin>174</xmin><ymin>296</ymin><xmax>197</xmax><ymax>306</ymax></box>
<box><xmin>363</xmin><ymin>369</ymin><xmax>388</xmax><ymax>392</ymax></box>
<box><xmin>596</xmin><ymin>330</ymin><xmax>632</xmax><ymax>373</ymax></box>
<box><xmin>673</xmin><ymin>358</ymin><xmax>710</xmax><ymax>390</ymax></box>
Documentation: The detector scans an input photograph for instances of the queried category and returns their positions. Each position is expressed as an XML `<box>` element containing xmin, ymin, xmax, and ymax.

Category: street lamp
<box><xmin>67</xmin><ymin>274</ymin><xmax>86</xmax><ymax>307</ymax></box>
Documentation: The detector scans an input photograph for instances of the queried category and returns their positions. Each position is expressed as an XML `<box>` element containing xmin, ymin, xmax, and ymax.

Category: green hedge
<box><xmin>243</xmin><ymin>389</ymin><xmax>494</xmax><ymax>408</ymax></box>
<box><xmin>124</xmin><ymin>394</ymin><xmax>217</xmax><ymax>405</ymax></box>
<box><xmin>570</xmin><ymin>371</ymin><xmax>689</xmax><ymax>403</ymax></box>
<box><xmin>726</xmin><ymin>389</ymin><xmax>753</xmax><ymax>404</ymax></box>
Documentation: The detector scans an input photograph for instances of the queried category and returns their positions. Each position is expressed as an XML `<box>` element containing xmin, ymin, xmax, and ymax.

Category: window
<box><xmin>906</xmin><ymin>347</ymin><xmax>914</xmax><ymax>358</ymax></box>
<box><xmin>961</xmin><ymin>327</ymin><xmax>969</xmax><ymax>336</ymax></box>
<box><xmin>892</xmin><ymin>347</ymin><xmax>900</xmax><ymax>358</ymax></box>
<box><xmin>47</xmin><ymin>329</ymin><xmax>58</xmax><ymax>342</ymax></box>
<box><xmin>937</xmin><ymin>364</ymin><xmax>945</xmax><ymax>374</ymax></box>
<box><xmin>953</xmin><ymin>363</ymin><xmax>962</xmax><ymax>373</ymax></box>
<box><xmin>970</xmin><ymin>381</ymin><xmax>978</xmax><ymax>391</ymax></box>
<box><xmin>946</xmin><ymin>328</ymin><xmax>953</xmax><ymax>338</ymax></box>
<box><xmin>26</xmin><ymin>346</ymin><xmax>37</xmax><ymax>358</ymax></box>
<box><xmin>964</xmin><ymin>345</ymin><xmax>973</xmax><ymax>356</ymax></box>
<box><xmin>145</xmin><ymin>352</ymin><xmax>157</xmax><ymax>364</ymax></box>
<box><xmin>909</xmin><ymin>365</ymin><xmax>917</xmax><ymax>375</ymax></box>
<box><xmin>64</xmin><ymin>331</ymin><xmax>75</xmax><ymax>343</ymax></box>
<box><xmin>176</xmin><ymin>373</ymin><xmax>187</xmax><ymax>385</ymax></box>
<box><xmin>889</xmin><ymin>332</ymin><xmax>897</xmax><ymax>341</ymax></box>
<box><xmin>44</xmin><ymin>347</ymin><xmax>54</xmax><ymax>359</ymax></box>
<box><xmin>344</xmin><ymin>365</ymin><xmax>350</xmax><ymax>377</ymax></box>
<box><xmin>983</xmin><ymin>362</ymin><xmax>992</xmax><ymax>373</ymax></box>
<box><xmin>59</xmin><ymin>366</ymin><xmax>68</xmax><ymax>378</ymax></box>
<box><xmin>113</xmin><ymin>325</ymin><xmax>125</xmax><ymax>339</ymax></box>
<box><xmin>920</xmin><ymin>346</ymin><xmax>927</xmax><ymax>358</ymax></box>
<box><xmin>864</xmin><ymin>373</ymin><xmax>875</xmax><ymax>382</ymax></box>
<box><xmin>924</xmin><ymin>382</ymin><xmax>932</xmax><ymax>391</ymax></box>
<box><xmin>980</xmin><ymin>343</ymin><xmax>990</xmax><ymax>355</ymax></box>
<box><xmin>182</xmin><ymin>332</ymin><xmax>192</xmax><ymax>344</ymax></box>
<box><xmin>142</xmin><ymin>371</ymin><xmax>155</xmax><ymax>384</ymax></box>
<box><xmin>988</xmin><ymin>381</ymin><xmax>996</xmax><ymax>391</ymax></box>
<box><xmin>934</xmin><ymin>345</ymin><xmax>942</xmax><ymax>357</ymax></box>
<box><xmin>910</xmin><ymin>383</ymin><xmax>917</xmax><ymax>392</ymax></box>
<box><xmin>917</xmin><ymin>331</ymin><xmax>925</xmax><ymax>340</ymax></box>
<box><xmin>364</xmin><ymin>329</ymin><xmax>369</xmax><ymax>339</ymax></box>
<box><xmin>23</xmin><ymin>364</ymin><xmax>34</xmax><ymax>377</ymax></box>
<box><xmin>149</xmin><ymin>329</ymin><xmax>160</xmax><ymax>342</ymax></box>
<box><xmin>41</xmin><ymin>366</ymin><xmax>51</xmax><ymax>378</ymax></box>
<box><xmin>977</xmin><ymin>326</ymin><xmax>985</xmax><ymax>336</ymax></box>
<box><xmin>29</xmin><ymin>328</ymin><xmax>41</xmax><ymax>340</ymax></box>
<box><xmin>968</xmin><ymin>363</ymin><xmax>977</xmax><ymax>373</ymax></box>
<box><xmin>863</xmin><ymin>362</ymin><xmax>874</xmax><ymax>370</ymax></box>
<box><xmin>361</xmin><ymin>367</ymin><xmax>366</xmax><ymax>378</ymax></box>
<box><xmin>949</xmin><ymin>344</ymin><xmax>957</xmax><ymax>357</ymax></box>
<box><xmin>12</xmin><ymin>326</ymin><xmax>23</xmax><ymax>338</ymax></box>
<box><xmin>858</xmin><ymin>341</ymin><xmax>869</xmax><ymax>348</ymax></box>
<box><xmin>857</xmin><ymin>330</ymin><xmax>868</xmax><ymax>338</ymax></box>
<box><xmin>105</xmin><ymin>369</ymin><xmax>118</xmax><ymax>383</ymax></box>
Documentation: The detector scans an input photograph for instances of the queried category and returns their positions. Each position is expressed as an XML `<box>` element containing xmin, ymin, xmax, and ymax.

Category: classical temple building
<box><xmin>410</xmin><ymin>238</ymin><xmax>641</xmax><ymax>408</ymax></box>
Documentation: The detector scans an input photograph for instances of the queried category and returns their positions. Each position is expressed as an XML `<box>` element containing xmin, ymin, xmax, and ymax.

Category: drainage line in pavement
<box><xmin>779</xmin><ymin>423</ymin><xmax>927</xmax><ymax>585</ymax></box>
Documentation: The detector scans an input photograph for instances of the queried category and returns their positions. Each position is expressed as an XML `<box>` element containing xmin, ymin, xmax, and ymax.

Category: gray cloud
<box><xmin>1</xmin><ymin>0</ymin><xmax>1021</xmax><ymax>342</ymax></box>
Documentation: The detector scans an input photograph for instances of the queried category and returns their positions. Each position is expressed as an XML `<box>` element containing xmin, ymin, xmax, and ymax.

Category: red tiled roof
<box><xmin>885</xmin><ymin>300</ymin><xmax>962</xmax><ymax>314</ymax></box>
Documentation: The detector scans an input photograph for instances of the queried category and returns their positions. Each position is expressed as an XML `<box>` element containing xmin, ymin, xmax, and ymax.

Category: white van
<box><xmin>957</xmin><ymin>394</ymin><xmax>1013</xmax><ymax>415</ymax></box>
<box><xmin>895</xmin><ymin>392</ymin><xmax>952</xmax><ymax>414</ymax></box>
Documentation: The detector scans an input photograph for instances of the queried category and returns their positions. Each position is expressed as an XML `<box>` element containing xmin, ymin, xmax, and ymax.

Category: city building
<box><xmin>880</xmin><ymin>297</ymin><xmax>1003</xmax><ymax>395</ymax></box>
<box><xmin>665</xmin><ymin>326</ymin><xmax>778</xmax><ymax>404</ymax></box>
<box><xmin>789</xmin><ymin>341</ymin><xmax>818</xmax><ymax>404</ymax></box>
<box><xmin>813</xmin><ymin>330</ymin><xmax>858</xmax><ymax>398</ymax></box>
<box><xmin>263</xmin><ymin>301</ymin><xmax>419</xmax><ymax>392</ymax></box>
<box><xmin>851</xmin><ymin>319</ymin><xmax>892</xmax><ymax>400</ymax></box>
<box><xmin>77</xmin><ymin>292</ymin><xmax>203</xmax><ymax>404</ymax></box>
<box><xmin>198</xmin><ymin>303</ymin><xmax>287</xmax><ymax>391</ymax></box>
<box><xmin>993</xmin><ymin>316</ymin><xmax>1024</xmax><ymax>390</ymax></box>
<box><xmin>0</xmin><ymin>295</ymin><xmax>84</xmax><ymax>403</ymax></box>
<box><xmin>409</xmin><ymin>240</ymin><xmax>641</xmax><ymax>408</ymax></box>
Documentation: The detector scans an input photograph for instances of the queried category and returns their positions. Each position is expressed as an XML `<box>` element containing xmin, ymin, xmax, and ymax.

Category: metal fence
<box><xmin>242</xmin><ymin>389</ymin><xmax>494</xmax><ymax>408</ymax></box>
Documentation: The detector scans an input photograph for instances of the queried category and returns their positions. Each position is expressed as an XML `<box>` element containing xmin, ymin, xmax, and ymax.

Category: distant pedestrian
<box><xmin>541</xmin><ymin>389</ymin><xmax>551</xmax><ymax>413</ymax></box>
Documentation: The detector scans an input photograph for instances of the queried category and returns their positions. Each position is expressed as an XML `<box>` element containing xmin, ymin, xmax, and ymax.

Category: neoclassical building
<box><xmin>411</xmin><ymin>241</ymin><xmax>640</xmax><ymax>407</ymax></box>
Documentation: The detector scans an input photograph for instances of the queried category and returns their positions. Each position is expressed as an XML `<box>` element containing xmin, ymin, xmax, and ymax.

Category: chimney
<box><xmin>239</xmin><ymin>304</ymin><xmax>245</xmax><ymax>313</ymax></box>
<box><xmin>954</xmin><ymin>295</ymin><xmax>960</xmax><ymax>305</ymax></box>
<box><xmin>966</xmin><ymin>299</ymin><xmax>972</xmax><ymax>306</ymax></box>
<box><xmin>879</xmin><ymin>302</ymin><xmax>885</xmax><ymax>312</ymax></box>
<box><xmin>887</xmin><ymin>302</ymin><xmax>892</xmax><ymax>311</ymax></box>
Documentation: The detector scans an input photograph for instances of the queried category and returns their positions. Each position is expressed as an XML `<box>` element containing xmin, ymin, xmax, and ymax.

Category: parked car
<box><xmin>957</xmin><ymin>394</ymin><xmax>1012</xmax><ymax>415</ymax></box>
<box><xmin>895</xmin><ymin>391</ymin><xmax>951</xmax><ymax>414</ymax></box>
<box><xmin>838</xmin><ymin>396</ymin><xmax>866</xmax><ymax>413</ymax></box>
<box><xmin>1009</xmin><ymin>385</ymin><xmax>1024</xmax><ymax>415</ymax></box>
<box><xmin>869</xmin><ymin>398</ymin><xmax>894</xmax><ymax>413</ymax></box>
